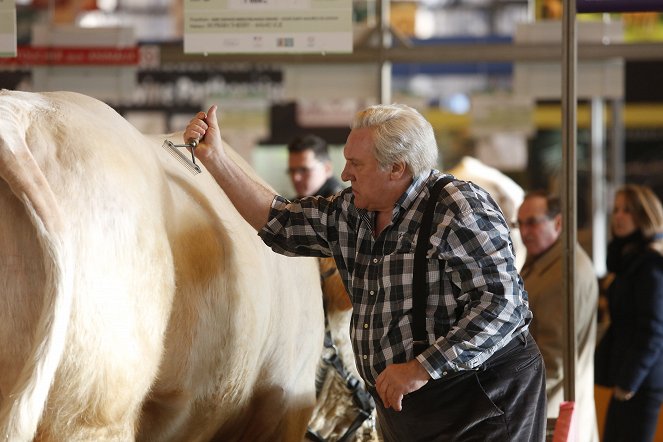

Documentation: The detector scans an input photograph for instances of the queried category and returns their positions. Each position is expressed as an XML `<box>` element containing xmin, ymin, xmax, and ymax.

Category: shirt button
<box><xmin>372</xmin><ymin>258</ymin><xmax>378</xmax><ymax>263</ymax></box>
<box><xmin>363</xmin><ymin>355</ymin><xmax>368</xmax><ymax>360</ymax></box>
<box><xmin>442</xmin><ymin>371</ymin><xmax>448</xmax><ymax>376</ymax></box>
<box><xmin>364</xmin><ymin>323</ymin><xmax>368</xmax><ymax>328</ymax></box>
<box><xmin>370</xmin><ymin>290</ymin><xmax>375</xmax><ymax>295</ymax></box>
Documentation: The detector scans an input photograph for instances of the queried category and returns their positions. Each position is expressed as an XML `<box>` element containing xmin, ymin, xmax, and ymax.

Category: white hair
<box><xmin>351</xmin><ymin>104</ymin><xmax>438</xmax><ymax>177</ymax></box>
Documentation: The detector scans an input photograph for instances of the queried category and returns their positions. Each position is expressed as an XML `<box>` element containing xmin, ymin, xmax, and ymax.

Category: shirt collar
<box><xmin>355</xmin><ymin>169</ymin><xmax>437</xmax><ymax>226</ymax></box>
<box><xmin>395</xmin><ymin>170</ymin><xmax>438</xmax><ymax>213</ymax></box>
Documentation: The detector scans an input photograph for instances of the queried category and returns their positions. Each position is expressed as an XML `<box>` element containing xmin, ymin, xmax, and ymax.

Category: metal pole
<box><xmin>591</xmin><ymin>97</ymin><xmax>607</xmax><ymax>277</ymax></box>
<box><xmin>609</xmin><ymin>99</ymin><xmax>626</xmax><ymax>191</ymax></box>
<box><xmin>562</xmin><ymin>0</ymin><xmax>578</xmax><ymax>404</ymax></box>
<box><xmin>378</xmin><ymin>0</ymin><xmax>391</xmax><ymax>104</ymax></box>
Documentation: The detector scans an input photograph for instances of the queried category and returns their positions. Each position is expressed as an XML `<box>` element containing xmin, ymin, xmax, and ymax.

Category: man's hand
<box><xmin>614</xmin><ymin>386</ymin><xmax>635</xmax><ymax>401</ymax></box>
<box><xmin>375</xmin><ymin>359</ymin><xmax>430</xmax><ymax>411</ymax></box>
<box><xmin>184</xmin><ymin>105</ymin><xmax>223</xmax><ymax>163</ymax></box>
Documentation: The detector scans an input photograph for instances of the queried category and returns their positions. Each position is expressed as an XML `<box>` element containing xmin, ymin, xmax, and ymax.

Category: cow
<box><xmin>0</xmin><ymin>89</ymin><xmax>324</xmax><ymax>441</ymax></box>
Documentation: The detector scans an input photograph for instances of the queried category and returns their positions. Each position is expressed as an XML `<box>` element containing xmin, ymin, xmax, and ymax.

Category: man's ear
<box><xmin>390</xmin><ymin>161</ymin><xmax>407</xmax><ymax>180</ymax></box>
<box><xmin>553</xmin><ymin>213</ymin><xmax>563</xmax><ymax>233</ymax></box>
<box><xmin>323</xmin><ymin>160</ymin><xmax>333</xmax><ymax>177</ymax></box>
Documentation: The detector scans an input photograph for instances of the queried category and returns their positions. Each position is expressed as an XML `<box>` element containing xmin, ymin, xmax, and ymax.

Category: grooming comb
<box><xmin>161</xmin><ymin>139</ymin><xmax>202</xmax><ymax>175</ymax></box>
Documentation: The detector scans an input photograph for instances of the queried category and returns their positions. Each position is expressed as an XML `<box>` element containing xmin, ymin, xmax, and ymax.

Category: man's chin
<box><xmin>353</xmin><ymin>198</ymin><xmax>367</xmax><ymax>209</ymax></box>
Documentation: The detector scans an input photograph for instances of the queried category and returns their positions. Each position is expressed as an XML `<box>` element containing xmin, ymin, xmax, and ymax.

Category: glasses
<box><xmin>286</xmin><ymin>166</ymin><xmax>316</xmax><ymax>176</ymax></box>
<box><xmin>512</xmin><ymin>216</ymin><xmax>551</xmax><ymax>229</ymax></box>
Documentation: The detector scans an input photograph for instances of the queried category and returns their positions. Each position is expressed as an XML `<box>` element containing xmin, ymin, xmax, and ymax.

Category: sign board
<box><xmin>577</xmin><ymin>0</ymin><xmax>663</xmax><ymax>12</ymax></box>
<box><xmin>30</xmin><ymin>25</ymin><xmax>137</xmax><ymax>103</ymax></box>
<box><xmin>0</xmin><ymin>0</ymin><xmax>16</xmax><ymax>58</ymax></box>
<box><xmin>470</xmin><ymin>94</ymin><xmax>535</xmax><ymax>137</ymax></box>
<box><xmin>470</xmin><ymin>94</ymin><xmax>533</xmax><ymax>171</ymax></box>
<box><xmin>0</xmin><ymin>47</ymin><xmax>139</xmax><ymax>65</ymax></box>
<box><xmin>184</xmin><ymin>0</ymin><xmax>353</xmax><ymax>54</ymax></box>
<box><xmin>513</xmin><ymin>21</ymin><xmax>625</xmax><ymax>99</ymax></box>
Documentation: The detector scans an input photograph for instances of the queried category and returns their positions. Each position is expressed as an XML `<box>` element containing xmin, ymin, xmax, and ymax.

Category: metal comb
<box><xmin>161</xmin><ymin>139</ymin><xmax>202</xmax><ymax>175</ymax></box>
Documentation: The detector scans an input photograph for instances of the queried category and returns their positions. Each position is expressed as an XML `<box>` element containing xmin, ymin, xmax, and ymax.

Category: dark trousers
<box><xmin>371</xmin><ymin>332</ymin><xmax>547</xmax><ymax>442</ymax></box>
<box><xmin>603</xmin><ymin>386</ymin><xmax>663</xmax><ymax>442</ymax></box>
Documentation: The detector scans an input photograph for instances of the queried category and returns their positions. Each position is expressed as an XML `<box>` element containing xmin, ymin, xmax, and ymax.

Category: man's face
<box><xmin>288</xmin><ymin>149</ymin><xmax>331</xmax><ymax>198</ymax></box>
<box><xmin>517</xmin><ymin>196</ymin><xmax>561</xmax><ymax>258</ymax></box>
<box><xmin>340</xmin><ymin>127</ymin><xmax>394</xmax><ymax>211</ymax></box>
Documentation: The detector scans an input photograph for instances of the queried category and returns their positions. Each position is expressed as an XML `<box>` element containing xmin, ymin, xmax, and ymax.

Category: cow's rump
<box><xmin>0</xmin><ymin>90</ymin><xmax>324</xmax><ymax>442</ymax></box>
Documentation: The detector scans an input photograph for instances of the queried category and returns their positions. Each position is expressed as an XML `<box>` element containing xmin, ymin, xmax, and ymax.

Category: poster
<box><xmin>577</xmin><ymin>0</ymin><xmax>663</xmax><ymax>13</ymax></box>
<box><xmin>184</xmin><ymin>0</ymin><xmax>352</xmax><ymax>54</ymax></box>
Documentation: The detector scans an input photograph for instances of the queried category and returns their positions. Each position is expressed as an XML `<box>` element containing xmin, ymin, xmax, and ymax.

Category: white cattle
<box><xmin>448</xmin><ymin>156</ymin><xmax>527</xmax><ymax>270</ymax></box>
<box><xmin>0</xmin><ymin>90</ymin><xmax>324</xmax><ymax>441</ymax></box>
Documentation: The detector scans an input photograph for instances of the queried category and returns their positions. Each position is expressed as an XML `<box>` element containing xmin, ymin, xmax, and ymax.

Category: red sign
<box><xmin>0</xmin><ymin>46</ymin><xmax>139</xmax><ymax>66</ymax></box>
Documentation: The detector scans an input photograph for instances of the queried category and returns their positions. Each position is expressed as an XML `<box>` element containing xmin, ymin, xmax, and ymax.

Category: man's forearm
<box><xmin>200</xmin><ymin>145</ymin><xmax>276</xmax><ymax>232</ymax></box>
<box><xmin>184</xmin><ymin>104</ymin><xmax>277</xmax><ymax>232</ymax></box>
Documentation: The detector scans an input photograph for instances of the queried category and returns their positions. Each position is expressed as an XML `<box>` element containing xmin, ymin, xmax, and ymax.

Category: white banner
<box><xmin>184</xmin><ymin>0</ymin><xmax>352</xmax><ymax>54</ymax></box>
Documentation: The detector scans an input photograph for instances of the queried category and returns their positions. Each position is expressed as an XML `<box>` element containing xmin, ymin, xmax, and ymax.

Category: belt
<box><xmin>478</xmin><ymin>330</ymin><xmax>529</xmax><ymax>370</ymax></box>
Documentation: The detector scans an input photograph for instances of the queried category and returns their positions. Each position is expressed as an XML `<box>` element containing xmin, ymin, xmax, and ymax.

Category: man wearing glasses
<box><xmin>518</xmin><ymin>191</ymin><xmax>599</xmax><ymax>442</ymax></box>
<box><xmin>287</xmin><ymin>134</ymin><xmax>363</xmax><ymax>440</ymax></box>
<box><xmin>287</xmin><ymin>134</ymin><xmax>344</xmax><ymax>199</ymax></box>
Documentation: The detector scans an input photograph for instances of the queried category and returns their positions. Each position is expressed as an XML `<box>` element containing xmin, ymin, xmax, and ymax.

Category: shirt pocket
<box><xmin>378</xmin><ymin>232</ymin><xmax>433</xmax><ymax>311</ymax></box>
<box><xmin>391</xmin><ymin>231</ymin><xmax>417</xmax><ymax>255</ymax></box>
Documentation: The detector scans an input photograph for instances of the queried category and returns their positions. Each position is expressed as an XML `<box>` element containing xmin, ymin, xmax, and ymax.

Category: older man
<box><xmin>518</xmin><ymin>191</ymin><xmax>599</xmax><ymax>442</ymax></box>
<box><xmin>185</xmin><ymin>103</ymin><xmax>546</xmax><ymax>441</ymax></box>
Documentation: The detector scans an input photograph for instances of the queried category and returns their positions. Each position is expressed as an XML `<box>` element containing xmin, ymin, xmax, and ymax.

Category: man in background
<box><xmin>518</xmin><ymin>191</ymin><xmax>599</xmax><ymax>441</ymax></box>
<box><xmin>286</xmin><ymin>135</ymin><xmax>367</xmax><ymax>440</ymax></box>
<box><xmin>287</xmin><ymin>134</ymin><xmax>344</xmax><ymax>199</ymax></box>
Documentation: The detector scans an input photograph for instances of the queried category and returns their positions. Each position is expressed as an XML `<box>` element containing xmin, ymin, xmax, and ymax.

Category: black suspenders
<box><xmin>413</xmin><ymin>175</ymin><xmax>454</xmax><ymax>355</ymax></box>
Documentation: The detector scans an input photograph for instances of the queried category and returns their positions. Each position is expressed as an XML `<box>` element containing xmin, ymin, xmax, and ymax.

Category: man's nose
<box><xmin>341</xmin><ymin>166</ymin><xmax>350</xmax><ymax>181</ymax></box>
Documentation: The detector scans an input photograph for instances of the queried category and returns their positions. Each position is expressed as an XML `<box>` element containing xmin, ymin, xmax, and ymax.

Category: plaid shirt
<box><xmin>259</xmin><ymin>170</ymin><xmax>531</xmax><ymax>387</ymax></box>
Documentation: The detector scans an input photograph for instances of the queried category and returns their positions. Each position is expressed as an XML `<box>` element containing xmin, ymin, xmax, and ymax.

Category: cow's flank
<box><xmin>0</xmin><ymin>90</ymin><xmax>324</xmax><ymax>442</ymax></box>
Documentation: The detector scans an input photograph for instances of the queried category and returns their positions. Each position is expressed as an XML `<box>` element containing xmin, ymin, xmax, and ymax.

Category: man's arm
<box><xmin>417</xmin><ymin>189</ymin><xmax>528</xmax><ymax>377</ymax></box>
<box><xmin>184</xmin><ymin>105</ymin><xmax>276</xmax><ymax>231</ymax></box>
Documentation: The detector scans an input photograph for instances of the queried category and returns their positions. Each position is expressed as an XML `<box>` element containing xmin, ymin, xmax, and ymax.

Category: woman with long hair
<box><xmin>596</xmin><ymin>184</ymin><xmax>663</xmax><ymax>442</ymax></box>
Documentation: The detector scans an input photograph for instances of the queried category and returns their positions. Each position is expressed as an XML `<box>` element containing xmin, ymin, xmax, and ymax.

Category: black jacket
<box><xmin>595</xmin><ymin>232</ymin><xmax>663</xmax><ymax>393</ymax></box>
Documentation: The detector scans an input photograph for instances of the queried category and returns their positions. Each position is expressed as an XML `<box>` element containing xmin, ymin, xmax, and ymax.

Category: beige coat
<box><xmin>522</xmin><ymin>239</ymin><xmax>599</xmax><ymax>442</ymax></box>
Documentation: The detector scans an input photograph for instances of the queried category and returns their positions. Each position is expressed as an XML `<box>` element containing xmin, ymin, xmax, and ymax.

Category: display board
<box><xmin>29</xmin><ymin>25</ymin><xmax>137</xmax><ymax>103</ymax></box>
<box><xmin>577</xmin><ymin>0</ymin><xmax>663</xmax><ymax>12</ymax></box>
<box><xmin>184</xmin><ymin>0</ymin><xmax>352</xmax><ymax>54</ymax></box>
<box><xmin>0</xmin><ymin>0</ymin><xmax>16</xmax><ymax>57</ymax></box>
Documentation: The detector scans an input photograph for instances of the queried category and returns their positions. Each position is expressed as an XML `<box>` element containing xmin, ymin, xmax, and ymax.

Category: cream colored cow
<box><xmin>0</xmin><ymin>90</ymin><xmax>324</xmax><ymax>441</ymax></box>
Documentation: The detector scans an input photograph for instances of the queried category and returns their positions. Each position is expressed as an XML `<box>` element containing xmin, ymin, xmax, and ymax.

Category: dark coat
<box><xmin>595</xmin><ymin>236</ymin><xmax>663</xmax><ymax>393</ymax></box>
<box><xmin>316</xmin><ymin>176</ymin><xmax>344</xmax><ymax>198</ymax></box>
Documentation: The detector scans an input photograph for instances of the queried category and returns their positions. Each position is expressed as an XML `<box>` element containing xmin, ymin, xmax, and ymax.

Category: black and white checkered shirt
<box><xmin>259</xmin><ymin>170</ymin><xmax>531</xmax><ymax>387</ymax></box>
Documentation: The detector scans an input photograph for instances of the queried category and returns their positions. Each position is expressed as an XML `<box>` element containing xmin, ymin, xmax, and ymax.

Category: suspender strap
<box><xmin>413</xmin><ymin>175</ymin><xmax>453</xmax><ymax>354</ymax></box>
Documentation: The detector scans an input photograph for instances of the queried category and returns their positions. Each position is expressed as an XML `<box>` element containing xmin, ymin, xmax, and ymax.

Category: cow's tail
<box><xmin>0</xmin><ymin>100</ymin><xmax>74</xmax><ymax>441</ymax></box>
